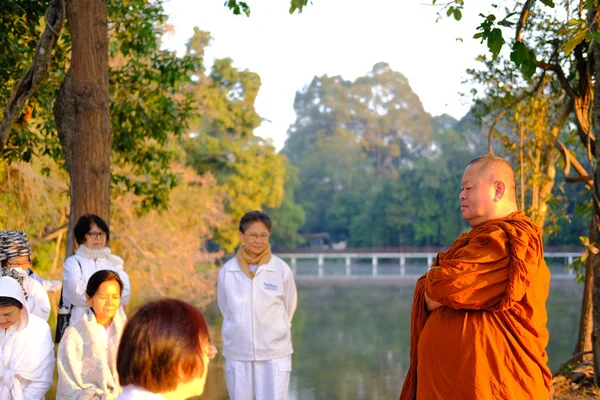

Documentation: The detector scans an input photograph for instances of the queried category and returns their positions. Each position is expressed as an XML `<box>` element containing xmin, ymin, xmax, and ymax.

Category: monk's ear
<box><xmin>493</xmin><ymin>180</ymin><xmax>506</xmax><ymax>201</ymax></box>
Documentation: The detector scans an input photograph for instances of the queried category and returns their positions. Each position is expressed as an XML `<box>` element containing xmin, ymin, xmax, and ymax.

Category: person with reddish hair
<box><xmin>116</xmin><ymin>298</ymin><xmax>214</xmax><ymax>400</ymax></box>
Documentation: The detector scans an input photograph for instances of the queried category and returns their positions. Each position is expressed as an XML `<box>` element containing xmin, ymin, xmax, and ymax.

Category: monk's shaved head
<box><xmin>467</xmin><ymin>156</ymin><xmax>517</xmax><ymax>204</ymax></box>
<box><xmin>460</xmin><ymin>155</ymin><xmax>519</xmax><ymax>227</ymax></box>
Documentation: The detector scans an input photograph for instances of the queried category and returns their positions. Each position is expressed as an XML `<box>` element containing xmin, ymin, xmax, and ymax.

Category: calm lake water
<box><xmin>198</xmin><ymin>261</ymin><xmax>582</xmax><ymax>400</ymax></box>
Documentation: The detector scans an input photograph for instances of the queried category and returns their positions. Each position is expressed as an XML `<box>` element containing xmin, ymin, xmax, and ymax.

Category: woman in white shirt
<box><xmin>117</xmin><ymin>299</ymin><xmax>214</xmax><ymax>400</ymax></box>
<box><xmin>0</xmin><ymin>276</ymin><xmax>54</xmax><ymax>399</ymax></box>
<box><xmin>57</xmin><ymin>269</ymin><xmax>126</xmax><ymax>399</ymax></box>
<box><xmin>63</xmin><ymin>214</ymin><xmax>131</xmax><ymax>325</ymax></box>
<box><xmin>0</xmin><ymin>230</ymin><xmax>52</xmax><ymax>321</ymax></box>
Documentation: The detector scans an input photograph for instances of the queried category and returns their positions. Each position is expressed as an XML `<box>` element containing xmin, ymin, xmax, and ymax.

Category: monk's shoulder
<box><xmin>468</xmin><ymin>224</ymin><xmax>509</xmax><ymax>247</ymax></box>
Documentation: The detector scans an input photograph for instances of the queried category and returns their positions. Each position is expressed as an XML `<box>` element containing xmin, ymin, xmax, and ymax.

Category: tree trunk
<box><xmin>591</xmin><ymin>6</ymin><xmax>600</xmax><ymax>382</ymax></box>
<box><xmin>574</xmin><ymin>253</ymin><xmax>594</xmax><ymax>358</ymax></box>
<box><xmin>54</xmin><ymin>0</ymin><xmax>111</xmax><ymax>256</ymax></box>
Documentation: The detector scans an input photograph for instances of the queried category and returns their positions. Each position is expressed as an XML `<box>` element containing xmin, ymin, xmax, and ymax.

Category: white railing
<box><xmin>278</xmin><ymin>252</ymin><xmax>580</xmax><ymax>278</ymax></box>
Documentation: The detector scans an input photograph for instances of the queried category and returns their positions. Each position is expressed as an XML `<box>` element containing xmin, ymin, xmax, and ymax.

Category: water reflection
<box><xmin>196</xmin><ymin>263</ymin><xmax>582</xmax><ymax>400</ymax></box>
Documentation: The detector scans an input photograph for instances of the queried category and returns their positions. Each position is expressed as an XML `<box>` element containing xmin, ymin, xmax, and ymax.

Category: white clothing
<box><xmin>63</xmin><ymin>246</ymin><xmax>131</xmax><ymax>324</ymax></box>
<box><xmin>57</xmin><ymin>310</ymin><xmax>125</xmax><ymax>400</ymax></box>
<box><xmin>27</xmin><ymin>270</ymin><xmax>62</xmax><ymax>293</ymax></box>
<box><xmin>0</xmin><ymin>277</ymin><xmax>55</xmax><ymax>399</ymax></box>
<box><xmin>225</xmin><ymin>356</ymin><xmax>292</xmax><ymax>400</ymax></box>
<box><xmin>10</xmin><ymin>269</ymin><xmax>51</xmax><ymax>321</ymax></box>
<box><xmin>117</xmin><ymin>386</ymin><xmax>165</xmax><ymax>400</ymax></box>
<box><xmin>217</xmin><ymin>255</ymin><xmax>297</xmax><ymax>361</ymax></box>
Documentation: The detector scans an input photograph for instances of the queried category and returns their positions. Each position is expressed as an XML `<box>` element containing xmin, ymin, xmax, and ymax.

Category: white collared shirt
<box><xmin>217</xmin><ymin>255</ymin><xmax>297</xmax><ymax>361</ymax></box>
<box><xmin>117</xmin><ymin>385</ymin><xmax>166</xmax><ymax>399</ymax></box>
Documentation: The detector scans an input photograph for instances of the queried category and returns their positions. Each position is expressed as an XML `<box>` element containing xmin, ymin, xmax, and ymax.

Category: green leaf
<box><xmin>453</xmin><ymin>8</ymin><xmax>462</xmax><ymax>21</ymax></box>
<box><xmin>564</xmin><ymin>29</ymin><xmax>587</xmax><ymax>56</ymax></box>
<box><xmin>473</xmin><ymin>32</ymin><xmax>483</xmax><ymax>39</ymax></box>
<box><xmin>566</xmin><ymin>18</ymin><xmax>585</xmax><ymax>26</ymax></box>
<box><xmin>487</xmin><ymin>28</ymin><xmax>505</xmax><ymax>58</ymax></box>
<box><xmin>510</xmin><ymin>41</ymin><xmax>526</xmax><ymax>64</ymax></box>
<box><xmin>446</xmin><ymin>6</ymin><xmax>454</xmax><ymax>17</ymax></box>
<box><xmin>540</xmin><ymin>0</ymin><xmax>555</xmax><ymax>7</ymax></box>
<box><xmin>587</xmin><ymin>31</ymin><xmax>600</xmax><ymax>43</ymax></box>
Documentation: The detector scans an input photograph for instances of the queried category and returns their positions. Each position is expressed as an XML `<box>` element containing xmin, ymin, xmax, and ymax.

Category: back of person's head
<box><xmin>74</xmin><ymin>214</ymin><xmax>110</xmax><ymax>245</ymax></box>
<box><xmin>117</xmin><ymin>298</ymin><xmax>211</xmax><ymax>394</ymax></box>
<box><xmin>239</xmin><ymin>210</ymin><xmax>272</xmax><ymax>233</ymax></box>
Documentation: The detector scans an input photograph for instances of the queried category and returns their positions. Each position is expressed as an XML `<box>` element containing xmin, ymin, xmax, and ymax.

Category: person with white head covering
<box><xmin>63</xmin><ymin>214</ymin><xmax>130</xmax><ymax>326</ymax></box>
<box><xmin>0</xmin><ymin>231</ymin><xmax>51</xmax><ymax>321</ymax></box>
<box><xmin>0</xmin><ymin>276</ymin><xmax>55</xmax><ymax>399</ymax></box>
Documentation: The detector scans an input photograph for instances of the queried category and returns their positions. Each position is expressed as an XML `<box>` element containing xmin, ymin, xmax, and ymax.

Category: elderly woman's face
<box><xmin>240</xmin><ymin>221</ymin><xmax>270</xmax><ymax>255</ymax></box>
<box><xmin>83</xmin><ymin>223</ymin><xmax>107</xmax><ymax>249</ymax></box>
<box><xmin>87</xmin><ymin>280</ymin><xmax>121</xmax><ymax>323</ymax></box>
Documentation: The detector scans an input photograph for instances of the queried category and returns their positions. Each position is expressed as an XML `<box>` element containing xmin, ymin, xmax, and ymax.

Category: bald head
<box><xmin>460</xmin><ymin>156</ymin><xmax>518</xmax><ymax>227</ymax></box>
<box><xmin>467</xmin><ymin>156</ymin><xmax>517</xmax><ymax>204</ymax></box>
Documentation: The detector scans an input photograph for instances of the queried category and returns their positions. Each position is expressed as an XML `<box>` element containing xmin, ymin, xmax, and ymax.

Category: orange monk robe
<box><xmin>400</xmin><ymin>211</ymin><xmax>552</xmax><ymax>400</ymax></box>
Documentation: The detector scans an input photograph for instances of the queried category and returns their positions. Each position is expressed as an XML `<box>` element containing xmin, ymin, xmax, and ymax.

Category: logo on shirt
<box><xmin>263</xmin><ymin>282</ymin><xmax>278</xmax><ymax>291</ymax></box>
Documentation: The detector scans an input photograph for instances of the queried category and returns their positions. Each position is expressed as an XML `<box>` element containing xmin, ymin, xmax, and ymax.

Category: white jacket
<box><xmin>217</xmin><ymin>255</ymin><xmax>297</xmax><ymax>361</ymax></box>
<box><xmin>1</xmin><ymin>269</ymin><xmax>51</xmax><ymax>322</ymax></box>
<box><xmin>0</xmin><ymin>277</ymin><xmax>55</xmax><ymax>399</ymax></box>
<box><xmin>63</xmin><ymin>251</ymin><xmax>131</xmax><ymax>325</ymax></box>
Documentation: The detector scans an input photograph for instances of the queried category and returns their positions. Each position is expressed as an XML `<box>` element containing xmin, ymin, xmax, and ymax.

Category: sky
<box><xmin>162</xmin><ymin>0</ymin><xmax>495</xmax><ymax>150</ymax></box>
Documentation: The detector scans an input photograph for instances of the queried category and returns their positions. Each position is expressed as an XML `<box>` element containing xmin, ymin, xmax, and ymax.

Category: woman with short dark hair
<box><xmin>218</xmin><ymin>210</ymin><xmax>297</xmax><ymax>400</ymax></box>
<box><xmin>62</xmin><ymin>214</ymin><xmax>131</xmax><ymax>327</ymax></box>
<box><xmin>57</xmin><ymin>270</ymin><xmax>126</xmax><ymax>399</ymax></box>
<box><xmin>116</xmin><ymin>298</ymin><xmax>213</xmax><ymax>399</ymax></box>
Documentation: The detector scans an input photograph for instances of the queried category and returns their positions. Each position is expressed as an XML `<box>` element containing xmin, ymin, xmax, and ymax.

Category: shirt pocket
<box><xmin>259</xmin><ymin>280</ymin><xmax>284</xmax><ymax>297</ymax></box>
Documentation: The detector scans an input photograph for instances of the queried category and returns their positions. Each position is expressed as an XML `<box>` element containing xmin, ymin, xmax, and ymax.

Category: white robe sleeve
<box><xmin>217</xmin><ymin>267</ymin><xmax>228</xmax><ymax>318</ymax></box>
<box><xmin>115</xmin><ymin>268</ymin><xmax>130</xmax><ymax>307</ymax></box>
<box><xmin>20</xmin><ymin>319</ymin><xmax>55</xmax><ymax>399</ymax></box>
<box><xmin>28</xmin><ymin>279</ymin><xmax>51</xmax><ymax>321</ymax></box>
<box><xmin>63</xmin><ymin>256</ymin><xmax>88</xmax><ymax>308</ymax></box>
<box><xmin>283</xmin><ymin>265</ymin><xmax>297</xmax><ymax>323</ymax></box>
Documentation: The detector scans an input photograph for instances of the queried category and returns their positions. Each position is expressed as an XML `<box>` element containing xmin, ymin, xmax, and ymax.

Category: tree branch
<box><xmin>30</xmin><ymin>225</ymin><xmax>68</xmax><ymax>246</ymax></box>
<box><xmin>538</xmin><ymin>61</ymin><xmax>577</xmax><ymax>98</ymax></box>
<box><xmin>556</xmin><ymin>140</ymin><xmax>593</xmax><ymax>189</ymax></box>
<box><xmin>0</xmin><ymin>0</ymin><xmax>66</xmax><ymax>151</ymax></box>
<box><xmin>516</xmin><ymin>0</ymin><xmax>536</xmax><ymax>43</ymax></box>
<box><xmin>487</xmin><ymin>71</ymin><xmax>547</xmax><ymax>155</ymax></box>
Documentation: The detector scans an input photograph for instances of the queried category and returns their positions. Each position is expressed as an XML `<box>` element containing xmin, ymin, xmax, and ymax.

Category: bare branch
<box><xmin>556</xmin><ymin>140</ymin><xmax>593</xmax><ymax>189</ymax></box>
<box><xmin>0</xmin><ymin>0</ymin><xmax>66</xmax><ymax>151</ymax></box>
<box><xmin>538</xmin><ymin>61</ymin><xmax>577</xmax><ymax>98</ymax></box>
<box><xmin>487</xmin><ymin>71</ymin><xmax>547</xmax><ymax>155</ymax></box>
<box><xmin>516</xmin><ymin>0</ymin><xmax>535</xmax><ymax>43</ymax></box>
<box><xmin>30</xmin><ymin>225</ymin><xmax>68</xmax><ymax>246</ymax></box>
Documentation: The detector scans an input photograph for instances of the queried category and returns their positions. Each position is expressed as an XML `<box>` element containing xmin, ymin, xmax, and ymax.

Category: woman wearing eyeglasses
<box><xmin>217</xmin><ymin>211</ymin><xmax>298</xmax><ymax>400</ymax></box>
<box><xmin>62</xmin><ymin>214</ymin><xmax>131</xmax><ymax>326</ymax></box>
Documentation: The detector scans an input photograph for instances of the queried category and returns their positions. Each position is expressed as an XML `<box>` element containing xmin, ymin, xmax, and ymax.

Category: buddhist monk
<box><xmin>399</xmin><ymin>155</ymin><xmax>552</xmax><ymax>400</ymax></box>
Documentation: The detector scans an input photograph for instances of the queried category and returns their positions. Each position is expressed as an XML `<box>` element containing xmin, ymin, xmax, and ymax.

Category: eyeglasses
<box><xmin>6</xmin><ymin>260</ymin><xmax>31</xmax><ymax>269</ymax></box>
<box><xmin>86</xmin><ymin>231</ymin><xmax>106</xmax><ymax>239</ymax></box>
<box><xmin>243</xmin><ymin>233</ymin><xmax>270</xmax><ymax>242</ymax></box>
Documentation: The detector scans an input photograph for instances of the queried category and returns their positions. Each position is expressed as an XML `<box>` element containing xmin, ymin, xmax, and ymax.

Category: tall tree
<box><xmin>1</xmin><ymin>0</ymin><xmax>200</xmax><ymax>254</ymax></box>
<box><xmin>184</xmin><ymin>29</ymin><xmax>287</xmax><ymax>251</ymax></box>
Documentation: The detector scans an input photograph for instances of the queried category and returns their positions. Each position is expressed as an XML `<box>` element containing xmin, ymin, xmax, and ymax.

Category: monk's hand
<box><xmin>424</xmin><ymin>291</ymin><xmax>443</xmax><ymax>312</ymax></box>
